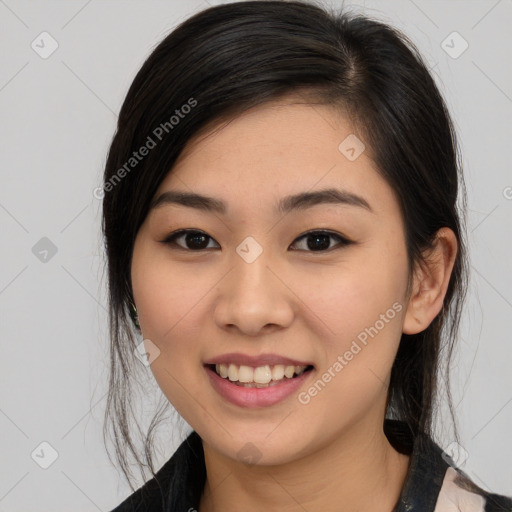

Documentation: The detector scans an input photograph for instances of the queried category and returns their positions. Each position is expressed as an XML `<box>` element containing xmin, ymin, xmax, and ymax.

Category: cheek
<box><xmin>297</xmin><ymin>246</ymin><xmax>408</xmax><ymax>347</ymax></box>
<box><xmin>296</xmin><ymin>238</ymin><xmax>409</xmax><ymax>411</ymax></box>
<box><xmin>131</xmin><ymin>241</ymin><xmax>211</xmax><ymax>374</ymax></box>
<box><xmin>132</xmin><ymin>239</ymin><xmax>200</xmax><ymax>331</ymax></box>
<box><xmin>131</xmin><ymin>250</ymin><xmax>211</xmax><ymax>416</ymax></box>
<box><xmin>294</xmin><ymin>255</ymin><xmax>407</xmax><ymax>423</ymax></box>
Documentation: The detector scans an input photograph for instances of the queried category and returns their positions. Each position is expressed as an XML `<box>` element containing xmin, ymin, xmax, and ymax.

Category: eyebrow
<box><xmin>150</xmin><ymin>187</ymin><xmax>374</xmax><ymax>215</ymax></box>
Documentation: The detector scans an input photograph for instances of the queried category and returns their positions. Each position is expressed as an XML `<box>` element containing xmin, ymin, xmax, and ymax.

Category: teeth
<box><xmin>218</xmin><ymin>363</ymin><xmax>229</xmax><ymax>378</ymax></box>
<box><xmin>295</xmin><ymin>366</ymin><xmax>307</xmax><ymax>376</ymax></box>
<box><xmin>214</xmin><ymin>363</ymin><xmax>309</xmax><ymax>385</ymax></box>
<box><xmin>271</xmin><ymin>364</ymin><xmax>285</xmax><ymax>380</ymax></box>
<box><xmin>254</xmin><ymin>365</ymin><xmax>272</xmax><ymax>384</ymax></box>
<box><xmin>238</xmin><ymin>365</ymin><xmax>253</xmax><ymax>383</ymax></box>
<box><xmin>284</xmin><ymin>365</ymin><xmax>295</xmax><ymax>378</ymax></box>
<box><xmin>228</xmin><ymin>364</ymin><xmax>238</xmax><ymax>382</ymax></box>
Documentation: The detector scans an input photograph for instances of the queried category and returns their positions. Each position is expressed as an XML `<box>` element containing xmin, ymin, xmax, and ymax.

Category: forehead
<box><xmin>155</xmin><ymin>99</ymin><xmax>396</xmax><ymax>219</ymax></box>
<box><xmin>173</xmin><ymin>98</ymin><xmax>358</xmax><ymax>169</ymax></box>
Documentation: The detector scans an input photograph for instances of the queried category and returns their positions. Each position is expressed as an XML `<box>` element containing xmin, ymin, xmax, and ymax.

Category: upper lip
<box><xmin>204</xmin><ymin>352</ymin><xmax>313</xmax><ymax>368</ymax></box>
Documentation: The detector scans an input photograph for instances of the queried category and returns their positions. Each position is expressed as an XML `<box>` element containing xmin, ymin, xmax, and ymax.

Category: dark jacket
<box><xmin>110</xmin><ymin>420</ymin><xmax>512</xmax><ymax>512</ymax></box>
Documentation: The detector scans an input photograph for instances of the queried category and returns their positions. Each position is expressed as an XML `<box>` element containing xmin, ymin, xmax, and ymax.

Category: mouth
<box><xmin>203</xmin><ymin>352</ymin><xmax>316</xmax><ymax>407</ymax></box>
<box><xmin>207</xmin><ymin>363</ymin><xmax>315</xmax><ymax>388</ymax></box>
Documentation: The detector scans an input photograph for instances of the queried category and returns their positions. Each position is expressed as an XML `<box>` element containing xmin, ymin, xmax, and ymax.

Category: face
<box><xmin>131</xmin><ymin>97</ymin><xmax>411</xmax><ymax>465</ymax></box>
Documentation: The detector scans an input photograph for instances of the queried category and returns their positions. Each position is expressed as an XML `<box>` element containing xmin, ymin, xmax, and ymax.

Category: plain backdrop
<box><xmin>0</xmin><ymin>0</ymin><xmax>511</xmax><ymax>510</ymax></box>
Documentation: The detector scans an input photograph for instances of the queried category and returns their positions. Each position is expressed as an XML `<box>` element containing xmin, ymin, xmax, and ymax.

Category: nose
<box><xmin>213</xmin><ymin>248</ymin><xmax>295</xmax><ymax>336</ymax></box>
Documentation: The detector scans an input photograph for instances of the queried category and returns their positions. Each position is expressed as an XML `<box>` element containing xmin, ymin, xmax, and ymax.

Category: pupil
<box><xmin>187</xmin><ymin>232</ymin><xmax>208</xmax><ymax>249</ymax></box>
<box><xmin>183</xmin><ymin>232</ymin><xmax>331</xmax><ymax>250</ymax></box>
<box><xmin>307</xmin><ymin>233</ymin><xmax>330</xmax><ymax>251</ymax></box>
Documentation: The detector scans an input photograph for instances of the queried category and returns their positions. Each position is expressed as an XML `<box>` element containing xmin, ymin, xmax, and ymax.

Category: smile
<box><xmin>204</xmin><ymin>357</ymin><xmax>314</xmax><ymax>408</ymax></box>
<box><xmin>211</xmin><ymin>363</ymin><xmax>311</xmax><ymax>387</ymax></box>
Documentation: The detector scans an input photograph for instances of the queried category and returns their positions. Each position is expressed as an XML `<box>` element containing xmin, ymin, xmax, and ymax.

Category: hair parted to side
<box><xmin>101</xmin><ymin>0</ymin><xmax>468</xmax><ymax>490</ymax></box>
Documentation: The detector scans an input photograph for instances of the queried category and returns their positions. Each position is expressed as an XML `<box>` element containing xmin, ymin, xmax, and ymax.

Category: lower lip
<box><xmin>205</xmin><ymin>365</ymin><xmax>313</xmax><ymax>408</ymax></box>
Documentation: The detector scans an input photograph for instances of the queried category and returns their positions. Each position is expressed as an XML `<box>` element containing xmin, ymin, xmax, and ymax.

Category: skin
<box><xmin>131</xmin><ymin>95</ymin><xmax>458</xmax><ymax>512</ymax></box>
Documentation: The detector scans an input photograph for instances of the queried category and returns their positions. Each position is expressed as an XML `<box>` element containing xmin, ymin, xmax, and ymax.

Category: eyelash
<box><xmin>160</xmin><ymin>229</ymin><xmax>353</xmax><ymax>253</ymax></box>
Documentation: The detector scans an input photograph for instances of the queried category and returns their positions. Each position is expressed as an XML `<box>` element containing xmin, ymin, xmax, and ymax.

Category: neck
<box><xmin>199</xmin><ymin>419</ymin><xmax>410</xmax><ymax>512</ymax></box>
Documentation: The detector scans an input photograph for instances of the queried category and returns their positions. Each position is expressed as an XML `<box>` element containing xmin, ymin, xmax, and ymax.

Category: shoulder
<box><xmin>385</xmin><ymin>420</ymin><xmax>512</xmax><ymax>512</ymax></box>
<box><xmin>108</xmin><ymin>430</ymin><xmax>205</xmax><ymax>512</ymax></box>
<box><xmin>434</xmin><ymin>467</ymin><xmax>512</xmax><ymax>512</ymax></box>
<box><xmin>108</xmin><ymin>460</ymin><xmax>172</xmax><ymax>512</ymax></box>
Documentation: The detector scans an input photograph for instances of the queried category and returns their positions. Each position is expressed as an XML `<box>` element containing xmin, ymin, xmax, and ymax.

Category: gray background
<box><xmin>0</xmin><ymin>0</ymin><xmax>511</xmax><ymax>510</ymax></box>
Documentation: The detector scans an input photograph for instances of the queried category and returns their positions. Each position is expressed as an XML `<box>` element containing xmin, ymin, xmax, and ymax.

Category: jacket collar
<box><xmin>163</xmin><ymin>419</ymin><xmax>450</xmax><ymax>512</ymax></box>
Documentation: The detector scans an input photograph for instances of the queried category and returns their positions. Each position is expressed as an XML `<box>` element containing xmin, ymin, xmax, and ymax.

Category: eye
<box><xmin>290</xmin><ymin>230</ymin><xmax>352</xmax><ymax>252</ymax></box>
<box><xmin>160</xmin><ymin>229</ymin><xmax>352</xmax><ymax>252</ymax></box>
<box><xmin>160</xmin><ymin>229</ymin><xmax>220</xmax><ymax>251</ymax></box>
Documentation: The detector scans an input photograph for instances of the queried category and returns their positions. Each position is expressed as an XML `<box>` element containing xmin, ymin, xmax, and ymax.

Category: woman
<box><xmin>101</xmin><ymin>1</ymin><xmax>512</xmax><ymax>511</ymax></box>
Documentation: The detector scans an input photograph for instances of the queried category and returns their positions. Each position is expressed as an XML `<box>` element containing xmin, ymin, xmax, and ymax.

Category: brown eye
<box><xmin>161</xmin><ymin>230</ymin><xmax>220</xmax><ymax>251</ymax></box>
<box><xmin>160</xmin><ymin>229</ymin><xmax>352</xmax><ymax>252</ymax></box>
<box><xmin>290</xmin><ymin>231</ymin><xmax>352</xmax><ymax>252</ymax></box>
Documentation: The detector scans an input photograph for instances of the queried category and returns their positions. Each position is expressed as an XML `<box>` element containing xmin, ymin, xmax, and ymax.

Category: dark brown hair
<box><xmin>101</xmin><ymin>0</ymin><xmax>468</xmax><ymax>490</ymax></box>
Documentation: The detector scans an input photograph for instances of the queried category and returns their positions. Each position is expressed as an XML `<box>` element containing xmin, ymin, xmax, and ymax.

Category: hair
<box><xmin>101</xmin><ymin>0</ymin><xmax>468</xmax><ymax>490</ymax></box>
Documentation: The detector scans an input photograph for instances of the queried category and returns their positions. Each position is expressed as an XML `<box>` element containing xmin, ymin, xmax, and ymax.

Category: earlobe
<box><xmin>402</xmin><ymin>227</ymin><xmax>458</xmax><ymax>335</ymax></box>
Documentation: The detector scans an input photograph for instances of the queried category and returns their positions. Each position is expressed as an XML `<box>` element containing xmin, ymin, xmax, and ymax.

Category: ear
<box><xmin>402</xmin><ymin>227</ymin><xmax>458</xmax><ymax>335</ymax></box>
